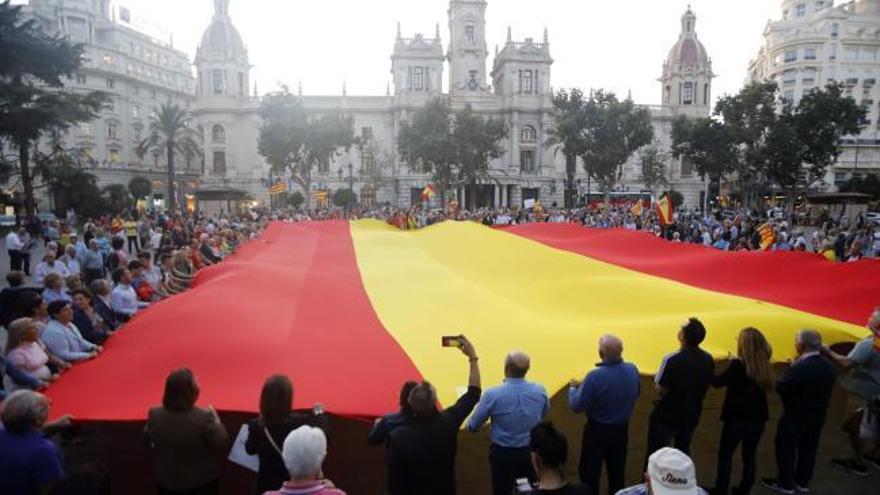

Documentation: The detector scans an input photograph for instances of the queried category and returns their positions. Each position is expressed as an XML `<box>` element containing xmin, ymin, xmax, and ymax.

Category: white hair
<box><xmin>0</xmin><ymin>390</ymin><xmax>49</xmax><ymax>433</ymax></box>
<box><xmin>282</xmin><ymin>425</ymin><xmax>327</xmax><ymax>480</ymax></box>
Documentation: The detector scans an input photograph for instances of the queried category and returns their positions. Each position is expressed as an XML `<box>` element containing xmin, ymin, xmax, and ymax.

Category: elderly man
<box><xmin>569</xmin><ymin>335</ymin><xmax>640</xmax><ymax>495</ymax></box>
<box><xmin>763</xmin><ymin>330</ymin><xmax>836</xmax><ymax>495</ymax></box>
<box><xmin>6</xmin><ymin>226</ymin><xmax>24</xmax><ymax>272</ymax></box>
<box><xmin>81</xmin><ymin>239</ymin><xmax>104</xmax><ymax>285</ymax></box>
<box><xmin>33</xmin><ymin>249</ymin><xmax>69</xmax><ymax>286</ymax></box>
<box><xmin>265</xmin><ymin>426</ymin><xmax>345</xmax><ymax>494</ymax></box>
<box><xmin>824</xmin><ymin>307</ymin><xmax>880</xmax><ymax>475</ymax></box>
<box><xmin>468</xmin><ymin>351</ymin><xmax>549</xmax><ymax>495</ymax></box>
<box><xmin>0</xmin><ymin>390</ymin><xmax>65</xmax><ymax>494</ymax></box>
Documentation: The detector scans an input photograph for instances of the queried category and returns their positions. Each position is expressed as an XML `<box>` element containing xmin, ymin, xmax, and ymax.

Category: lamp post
<box><xmin>348</xmin><ymin>162</ymin><xmax>354</xmax><ymax>190</ymax></box>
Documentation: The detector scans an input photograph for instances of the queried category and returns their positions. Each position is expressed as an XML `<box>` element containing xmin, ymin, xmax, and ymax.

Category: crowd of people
<box><xmin>0</xmin><ymin>207</ymin><xmax>878</xmax><ymax>495</ymax></box>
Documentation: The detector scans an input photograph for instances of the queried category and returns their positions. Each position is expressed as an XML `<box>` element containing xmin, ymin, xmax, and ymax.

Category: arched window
<box><xmin>521</xmin><ymin>125</ymin><xmax>537</xmax><ymax>143</ymax></box>
<box><xmin>212</xmin><ymin>124</ymin><xmax>226</xmax><ymax>143</ymax></box>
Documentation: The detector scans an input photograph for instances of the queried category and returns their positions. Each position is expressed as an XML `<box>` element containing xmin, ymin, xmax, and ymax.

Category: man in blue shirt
<box><xmin>468</xmin><ymin>351</ymin><xmax>549</xmax><ymax>495</ymax></box>
<box><xmin>569</xmin><ymin>335</ymin><xmax>640</xmax><ymax>495</ymax></box>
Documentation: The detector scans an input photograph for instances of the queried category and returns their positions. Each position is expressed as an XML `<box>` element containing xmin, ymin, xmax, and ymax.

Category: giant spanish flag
<box><xmin>45</xmin><ymin>221</ymin><xmax>878</xmax><ymax>420</ymax></box>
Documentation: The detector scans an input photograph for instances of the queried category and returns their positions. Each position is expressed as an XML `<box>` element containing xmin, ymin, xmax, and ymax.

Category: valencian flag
<box><xmin>758</xmin><ymin>223</ymin><xmax>777</xmax><ymax>251</ymax></box>
<box><xmin>44</xmin><ymin>221</ymin><xmax>878</xmax><ymax>420</ymax></box>
<box><xmin>421</xmin><ymin>184</ymin><xmax>436</xmax><ymax>202</ymax></box>
<box><xmin>269</xmin><ymin>182</ymin><xmax>287</xmax><ymax>195</ymax></box>
<box><xmin>630</xmin><ymin>201</ymin><xmax>644</xmax><ymax>217</ymax></box>
<box><xmin>656</xmin><ymin>193</ymin><xmax>674</xmax><ymax>225</ymax></box>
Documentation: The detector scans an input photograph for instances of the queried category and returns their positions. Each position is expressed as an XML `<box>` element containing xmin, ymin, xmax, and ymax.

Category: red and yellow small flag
<box><xmin>421</xmin><ymin>184</ymin><xmax>436</xmax><ymax>202</ymax></box>
<box><xmin>656</xmin><ymin>194</ymin><xmax>674</xmax><ymax>226</ymax></box>
<box><xmin>758</xmin><ymin>223</ymin><xmax>776</xmax><ymax>251</ymax></box>
<box><xmin>630</xmin><ymin>201</ymin><xmax>644</xmax><ymax>217</ymax></box>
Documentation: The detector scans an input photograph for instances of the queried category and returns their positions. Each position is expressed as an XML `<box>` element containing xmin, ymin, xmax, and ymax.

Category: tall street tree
<box><xmin>638</xmin><ymin>143</ymin><xmax>669</xmax><ymax>197</ymax></box>
<box><xmin>137</xmin><ymin>103</ymin><xmax>202</xmax><ymax>213</ymax></box>
<box><xmin>258</xmin><ymin>90</ymin><xmax>355</xmax><ymax>209</ymax></box>
<box><xmin>547</xmin><ymin>88</ymin><xmax>589</xmax><ymax>207</ymax></box>
<box><xmin>671</xmin><ymin>116</ymin><xmax>738</xmax><ymax>193</ymax></box>
<box><xmin>0</xmin><ymin>0</ymin><xmax>106</xmax><ymax>218</ymax></box>
<box><xmin>580</xmin><ymin>90</ymin><xmax>654</xmax><ymax>205</ymax></box>
<box><xmin>398</xmin><ymin>98</ymin><xmax>507</xmax><ymax>208</ymax></box>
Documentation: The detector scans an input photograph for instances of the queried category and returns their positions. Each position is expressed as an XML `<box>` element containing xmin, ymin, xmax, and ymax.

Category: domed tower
<box><xmin>660</xmin><ymin>7</ymin><xmax>714</xmax><ymax>117</ymax></box>
<box><xmin>195</xmin><ymin>0</ymin><xmax>250</xmax><ymax>102</ymax></box>
<box><xmin>194</xmin><ymin>0</ymin><xmax>267</xmax><ymax>211</ymax></box>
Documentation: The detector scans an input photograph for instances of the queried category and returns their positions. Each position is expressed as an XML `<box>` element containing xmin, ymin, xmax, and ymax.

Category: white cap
<box><xmin>647</xmin><ymin>448</ymin><xmax>698</xmax><ymax>495</ymax></box>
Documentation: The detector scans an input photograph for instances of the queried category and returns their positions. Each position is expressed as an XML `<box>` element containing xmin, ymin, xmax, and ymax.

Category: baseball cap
<box><xmin>647</xmin><ymin>448</ymin><xmax>698</xmax><ymax>495</ymax></box>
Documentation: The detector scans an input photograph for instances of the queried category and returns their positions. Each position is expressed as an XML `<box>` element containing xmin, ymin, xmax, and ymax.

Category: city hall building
<box><xmin>17</xmin><ymin>0</ymin><xmax>716</xmax><ymax>212</ymax></box>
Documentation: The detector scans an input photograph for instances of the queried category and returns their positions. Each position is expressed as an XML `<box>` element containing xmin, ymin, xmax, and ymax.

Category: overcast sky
<box><xmin>19</xmin><ymin>0</ymin><xmax>783</xmax><ymax>105</ymax></box>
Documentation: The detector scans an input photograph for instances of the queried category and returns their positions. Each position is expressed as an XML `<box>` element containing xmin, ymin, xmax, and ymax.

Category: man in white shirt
<box><xmin>110</xmin><ymin>268</ymin><xmax>149</xmax><ymax>319</ymax></box>
<box><xmin>5</xmin><ymin>227</ymin><xmax>23</xmax><ymax>272</ymax></box>
<box><xmin>33</xmin><ymin>250</ymin><xmax>70</xmax><ymax>286</ymax></box>
<box><xmin>150</xmin><ymin>228</ymin><xmax>163</xmax><ymax>251</ymax></box>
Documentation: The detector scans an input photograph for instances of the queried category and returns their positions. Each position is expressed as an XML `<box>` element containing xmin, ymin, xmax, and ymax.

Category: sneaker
<box><xmin>761</xmin><ymin>478</ymin><xmax>795</xmax><ymax>495</ymax></box>
<box><xmin>831</xmin><ymin>457</ymin><xmax>869</xmax><ymax>476</ymax></box>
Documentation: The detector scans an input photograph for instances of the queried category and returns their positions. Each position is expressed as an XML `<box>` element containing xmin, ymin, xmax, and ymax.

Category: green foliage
<box><xmin>128</xmin><ymin>176</ymin><xmax>152</xmax><ymax>200</ymax></box>
<box><xmin>398</xmin><ymin>98</ymin><xmax>508</xmax><ymax>206</ymax></box>
<box><xmin>0</xmin><ymin>0</ymin><xmax>107</xmax><ymax>217</ymax></box>
<box><xmin>102</xmin><ymin>184</ymin><xmax>132</xmax><ymax>215</ymax></box>
<box><xmin>137</xmin><ymin>103</ymin><xmax>202</xmax><ymax>212</ymax></box>
<box><xmin>639</xmin><ymin>143</ymin><xmax>668</xmax><ymax>193</ymax></box>
<box><xmin>332</xmin><ymin>188</ymin><xmax>358</xmax><ymax>208</ymax></box>
<box><xmin>839</xmin><ymin>174</ymin><xmax>880</xmax><ymax>199</ymax></box>
<box><xmin>44</xmin><ymin>164</ymin><xmax>104</xmax><ymax>218</ymax></box>
<box><xmin>671</xmin><ymin>116</ymin><xmax>738</xmax><ymax>181</ymax></box>
<box><xmin>548</xmin><ymin>89</ymin><xmax>590</xmax><ymax>207</ymax></box>
<box><xmin>664</xmin><ymin>190</ymin><xmax>685</xmax><ymax>209</ymax></box>
<box><xmin>580</xmin><ymin>90</ymin><xmax>654</xmax><ymax>193</ymax></box>
<box><xmin>258</xmin><ymin>90</ymin><xmax>355</xmax><ymax>208</ymax></box>
<box><xmin>287</xmin><ymin>191</ymin><xmax>305</xmax><ymax>209</ymax></box>
<box><xmin>358</xmin><ymin>140</ymin><xmax>395</xmax><ymax>192</ymax></box>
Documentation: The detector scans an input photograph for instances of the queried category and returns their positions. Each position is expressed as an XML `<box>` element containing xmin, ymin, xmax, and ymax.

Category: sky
<box><xmin>17</xmin><ymin>0</ymin><xmax>783</xmax><ymax>105</ymax></box>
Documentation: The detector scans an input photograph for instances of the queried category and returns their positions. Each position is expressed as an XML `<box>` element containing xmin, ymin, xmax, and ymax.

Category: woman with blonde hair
<box><xmin>710</xmin><ymin>327</ymin><xmax>774</xmax><ymax>495</ymax></box>
<box><xmin>4</xmin><ymin>318</ymin><xmax>59</xmax><ymax>390</ymax></box>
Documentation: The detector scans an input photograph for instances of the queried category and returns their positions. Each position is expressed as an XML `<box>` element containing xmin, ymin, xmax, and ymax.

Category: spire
<box><xmin>297</xmin><ymin>81</ymin><xmax>302</xmax><ymax>96</ymax></box>
<box><xmin>681</xmin><ymin>5</ymin><xmax>696</xmax><ymax>34</ymax></box>
<box><xmin>397</xmin><ymin>22</ymin><xmax>402</xmax><ymax>40</ymax></box>
<box><xmin>543</xmin><ymin>27</ymin><xmax>549</xmax><ymax>44</ymax></box>
<box><xmin>214</xmin><ymin>0</ymin><xmax>229</xmax><ymax>18</ymax></box>
<box><xmin>507</xmin><ymin>26</ymin><xmax>512</xmax><ymax>42</ymax></box>
<box><xmin>342</xmin><ymin>80</ymin><xmax>347</xmax><ymax>96</ymax></box>
<box><xmin>435</xmin><ymin>22</ymin><xmax>441</xmax><ymax>40</ymax></box>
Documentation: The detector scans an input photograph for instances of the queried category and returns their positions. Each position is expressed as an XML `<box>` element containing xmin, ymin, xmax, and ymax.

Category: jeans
<box><xmin>580</xmin><ymin>420</ymin><xmax>629</xmax><ymax>495</ymax></box>
<box><xmin>489</xmin><ymin>444</ymin><xmax>535</xmax><ymax>495</ymax></box>
<box><xmin>775</xmin><ymin>415</ymin><xmax>824</xmax><ymax>490</ymax></box>
<box><xmin>645</xmin><ymin>414</ymin><xmax>696</xmax><ymax>467</ymax></box>
<box><xmin>127</xmin><ymin>235</ymin><xmax>140</xmax><ymax>253</ymax></box>
<box><xmin>20</xmin><ymin>251</ymin><xmax>30</xmax><ymax>275</ymax></box>
<box><xmin>714</xmin><ymin>419</ymin><xmax>765</xmax><ymax>495</ymax></box>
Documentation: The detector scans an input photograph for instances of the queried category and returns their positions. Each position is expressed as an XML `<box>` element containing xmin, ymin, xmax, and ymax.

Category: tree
<box><xmin>451</xmin><ymin>105</ymin><xmax>508</xmax><ymax>208</ymax></box>
<box><xmin>840</xmin><ymin>174</ymin><xmax>880</xmax><ymax>199</ymax></box>
<box><xmin>663</xmin><ymin>190</ymin><xmax>685</xmax><ymax>209</ymax></box>
<box><xmin>287</xmin><ymin>191</ymin><xmax>305</xmax><ymax>210</ymax></box>
<box><xmin>639</xmin><ymin>143</ymin><xmax>668</xmax><ymax>196</ymax></box>
<box><xmin>332</xmin><ymin>188</ymin><xmax>358</xmax><ymax>209</ymax></box>
<box><xmin>44</xmin><ymin>163</ymin><xmax>104</xmax><ymax>218</ymax></box>
<box><xmin>0</xmin><ymin>1</ymin><xmax>106</xmax><ymax>218</ymax></box>
<box><xmin>137</xmin><ymin>103</ymin><xmax>201</xmax><ymax>213</ymax></box>
<box><xmin>398</xmin><ymin>98</ymin><xmax>508</xmax><ymax>208</ymax></box>
<box><xmin>358</xmin><ymin>140</ymin><xmax>395</xmax><ymax>195</ymax></box>
<box><xmin>128</xmin><ymin>176</ymin><xmax>152</xmax><ymax>200</ymax></box>
<box><xmin>102</xmin><ymin>184</ymin><xmax>132</xmax><ymax>215</ymax></box>
<box><xmin>258</xmin><ymin>90</ymin><xmax>355</xmax><ymax>209</ymax></box>
<box><xmin>671</xmin><ymin>116</ymin><xmax>738</xmax><ymax>185</ymax></box>
<box><xmin>547</xmin><ymin>89</ymin><xmax>589</xmax><ymax>207</ymax></box>
<box><xmin>580</xmin><ymin>90</ymin><xmax>654</xmax><ymax>205</ymax></box>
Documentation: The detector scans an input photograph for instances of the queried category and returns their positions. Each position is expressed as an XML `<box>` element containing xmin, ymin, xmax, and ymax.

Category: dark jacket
<box><xmin>387</xmin><ymin>386</ymin><xmax>481</xmax><ymax>495</ymax></box>
<box><xmin>245</xmin><ymin>412</ymin><xmax>329</xmax><ymax>494</ymax></box>
<box><xmin>776</xmin><ymin>353</ymin><xmax>836</xmax><ymax>424</ymax></box>
<box><xmin>653</xmin><ymin>347</ymin><xmax>716</xmax><ymax>430</ymax></box>
<box><xmin>713</xmin><ymin>359</ymin><xmax>769</xmax><ymax>425</ymax></box>
<box><xmin>93</xmin><ymin>296</ymin><xmax>120</xmax><ymax>331</ymax></box>
<box><xmin>144</xmin><ymin>406</ymin><xmax>228</xmax><ymax>491</ymax></box>
<box><xmin>72</xmin><ymin>307</ymin><xmax>109</xmax><ymax>345</ymax></box>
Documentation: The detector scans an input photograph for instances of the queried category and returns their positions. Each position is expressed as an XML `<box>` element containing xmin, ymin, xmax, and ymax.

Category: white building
<box><xmin>19</xmin><ymin>0</ymin><xmax>200</xmax><ymax>211</ymax></box>
<box><xmin>196</xmin><ymin>0</ymin><xmax>711</xmax><ymax>211</ymax></box>
<box><xmin>748</xmin><ymin>0</ymin><xmax>880</xmax><ymax>190</ymax></box>
<box><xmin>10</xmin><ymin>0</ymin><xmax>713</xmax><ymax>213</ymax></box>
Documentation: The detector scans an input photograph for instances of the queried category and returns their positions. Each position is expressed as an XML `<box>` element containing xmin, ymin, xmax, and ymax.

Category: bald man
<box><xmin>468</xmin><ymin>351</ymin><xmax>549</xmax><ymax>495</ymax></box>
<box><xmin>569</xmin><ymin>335</ymin><xmax>640</xmax><ymax>495</ymax></box>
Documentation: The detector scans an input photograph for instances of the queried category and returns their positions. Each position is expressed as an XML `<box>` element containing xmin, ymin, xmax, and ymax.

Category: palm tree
<box><xmin>137</xmin><ymin>103</ymin><xmax>201</xmax><ymax>212</ymax></box>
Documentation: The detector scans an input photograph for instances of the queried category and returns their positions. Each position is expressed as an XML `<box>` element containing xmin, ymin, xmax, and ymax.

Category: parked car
<box><xmin>0</xmin><ymin>215</ymin><xmax>16</xmax><ymax>228</ymax></box>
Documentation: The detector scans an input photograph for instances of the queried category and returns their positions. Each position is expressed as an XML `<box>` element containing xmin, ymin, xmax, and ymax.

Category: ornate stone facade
<box><xmin>748</xmin><ymin>0</ymin><xmax>880</xmax><ymax>191</ymax></box>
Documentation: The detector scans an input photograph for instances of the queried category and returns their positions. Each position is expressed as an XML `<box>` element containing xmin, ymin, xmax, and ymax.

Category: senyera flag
<box><xmin>45</xmin><ymin>221</ymin><xmax>878</xmax><ymax>421</ymax></box>
<box><xmin>656</xmin><ymin>193</ymin><xmax>675</xmax><ymax>225</ymax></box>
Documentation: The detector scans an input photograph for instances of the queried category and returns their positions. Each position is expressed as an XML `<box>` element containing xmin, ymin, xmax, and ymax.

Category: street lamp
<box><xmin>348</xmin><ymin>162</ymin><xmax>354</xmax><ymax>190</ymax></box>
